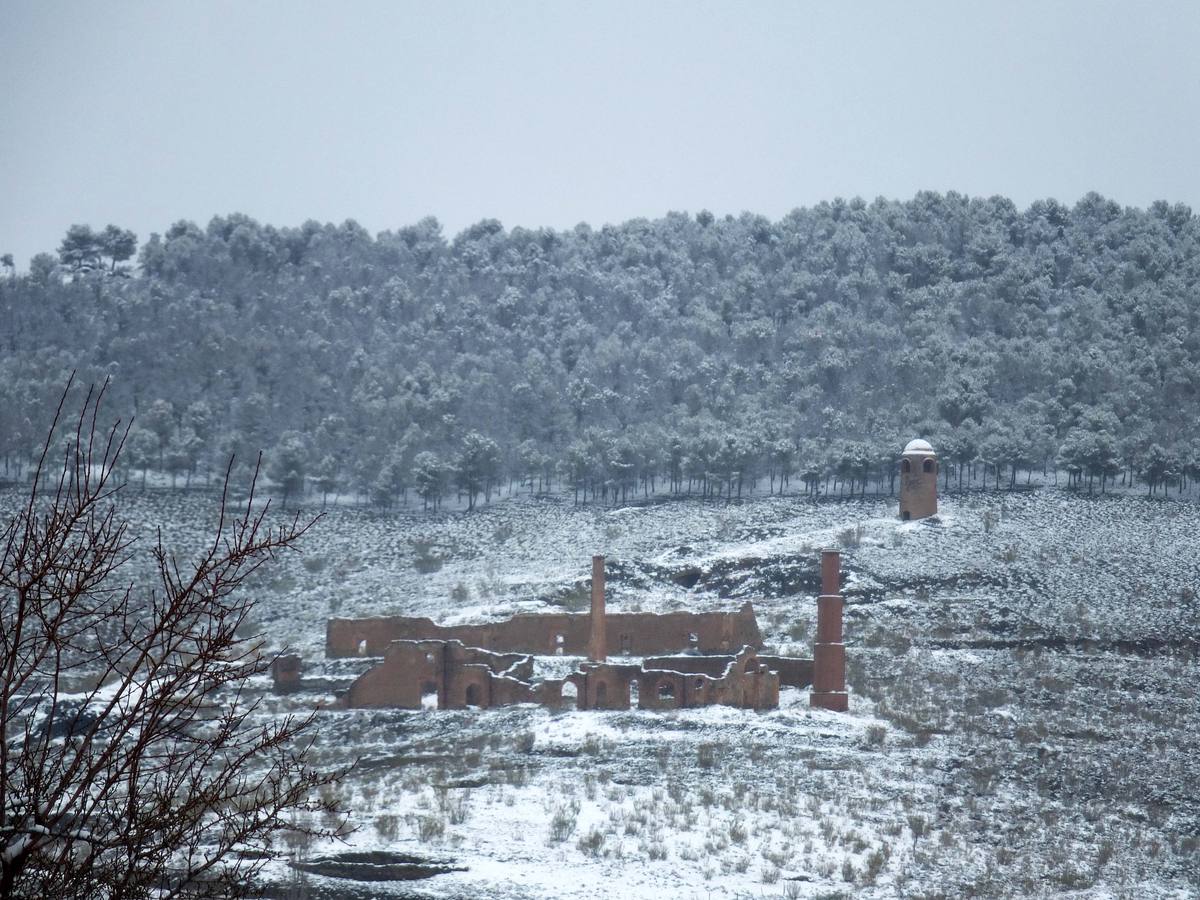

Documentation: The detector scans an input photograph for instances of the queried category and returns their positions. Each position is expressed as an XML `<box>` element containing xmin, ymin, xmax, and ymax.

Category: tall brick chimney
<box><xmin>589</xmin><ymin>555</ymin><xmax>607</xmax><ymax>662</ymax></box>
<box><xmin>810</xmin><ymin>548</ymin><xmax>848</xmax><ymax>711</ymax></box>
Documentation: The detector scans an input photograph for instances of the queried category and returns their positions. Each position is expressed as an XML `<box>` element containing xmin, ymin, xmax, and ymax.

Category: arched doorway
<box><xmin>562</xmin><ymin>681</ymin><xmax>578</xmax><ymax>705</ymax></box>
<box><xmin>420</xmin><ymin>681</ymin><xmax>438</xmax><ymax>710</ymax></box>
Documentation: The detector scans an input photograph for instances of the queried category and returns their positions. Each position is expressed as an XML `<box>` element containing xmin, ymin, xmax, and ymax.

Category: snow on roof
<box><xmin>902</xmin><ymin>438</ymin><xmax>935</xmax><ymax>455</ymax></box>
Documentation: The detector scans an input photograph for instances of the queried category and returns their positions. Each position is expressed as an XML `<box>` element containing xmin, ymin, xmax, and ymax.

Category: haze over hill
<box><xmin>4</xmin><ymin>2</ymin><xmax>1200</xmax><ymax>270</ymax></box>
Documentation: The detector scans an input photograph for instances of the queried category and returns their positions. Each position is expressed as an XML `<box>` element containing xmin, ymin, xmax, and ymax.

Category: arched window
<box><xmin>658</xmin><ymin>681</ymin><xmax>675</xmax><ymax>701</ymax></box>
<box><xmin>922</xmin><ymin>458</ymin><xmax>934</xmax><ymax>474</ymax></box>
<box><xmin>901</xmin><ymin>459</ymin><xmax>911</xmax><ymax>474</ymax></box>
<box><xmin>562</xmin><ymin>681</ymin><xmax>578</xmax><ymax>701</ymax></box>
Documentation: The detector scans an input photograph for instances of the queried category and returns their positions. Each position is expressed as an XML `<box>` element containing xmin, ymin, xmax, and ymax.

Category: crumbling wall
<box><xmin>573</xmin><ymin>663</ymin><xmax>642</xmax><ymax>710</ymax></box>
<box><xmin>339</xmin><ymin>640</ymin><xmax>441</xmax><ymax>709</ymax></box>
<box><xmin>337</xmin><ymin>640</ymin><xmax>784</xmax><ymax>712</ymax></box>
<box><xmin>637</xmin><ymin>648</ymin><xmax>778</xmax><ymax>711</ymax></box>
<box><xmin>326</xmin><ymin>602</ymin><xmax>762</xmax><ymax>659</ymax></box>
<box><xmin>560</xmin><ymin>648</ymin><xmax>779</xmax><ymax>712</ymax></box>
<box><xmin>644</xmin><ymin>652</ymin><xmax>812</xmax><ymax>689</ymax></box>
<box><xmin>643</xmin><ymin>655</ymin><xmax>733</xmax><ymax>677</ymax></box>
<box><xmin>756</xmin><ymin>655</ymin><xmax>814</xmax><ymax>688</ymax></box>
<box><xmin>337</xmin><ymin>640</ymin><xmax>534</xmax><ymax>710</ymax></box>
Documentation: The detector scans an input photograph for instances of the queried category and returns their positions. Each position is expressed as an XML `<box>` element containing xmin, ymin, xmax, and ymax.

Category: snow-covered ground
<box><xmin>7</xmin><ymin>485</ymin><xmax>1198</xmax><ymax>897</ymax></box>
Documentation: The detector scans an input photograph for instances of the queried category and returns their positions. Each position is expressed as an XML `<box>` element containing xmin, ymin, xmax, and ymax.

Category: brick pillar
<box><xmin>589</xmin><ymin>555</ymin><xmax>607</xmax><ymax>662</ymax></box>
<box><xmin>810</xmin><ymin>548</ymin><xmax>848</xmax><ymax>711</ymax></box>
<box><xmin>270</xmin><ymin>654</ymin><xmax>303</xmax><ymax>693</ymax></box>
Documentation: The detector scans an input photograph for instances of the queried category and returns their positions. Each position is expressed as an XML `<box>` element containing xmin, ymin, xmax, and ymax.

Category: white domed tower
<box><xmin>899</xmin><ymin>439</ymin><xmax>937</xmax><ymax>520</ymax></box>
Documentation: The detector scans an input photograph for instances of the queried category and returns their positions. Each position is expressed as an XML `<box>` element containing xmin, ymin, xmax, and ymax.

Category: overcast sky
<box><xmin>2</xmin><ymin>1</ymin><xmax>1199</xmax><ymax>267</ymax></box>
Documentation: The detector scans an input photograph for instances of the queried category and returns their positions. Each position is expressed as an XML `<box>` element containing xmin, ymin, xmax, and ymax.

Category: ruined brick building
<box><xmin>297</xmin><ymin>551</ymin><xmax>849</xmax><ymax>713</ymax></box>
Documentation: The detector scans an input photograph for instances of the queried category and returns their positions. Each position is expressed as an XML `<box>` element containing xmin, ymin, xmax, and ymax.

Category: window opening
<box><xmin>420</xmin><ymin>681</ymin><xmax>438</xmax><ymax>710</ymax></box>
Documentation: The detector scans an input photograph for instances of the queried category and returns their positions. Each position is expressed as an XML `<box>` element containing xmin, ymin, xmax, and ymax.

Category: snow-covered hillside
<box><xmin>7</xmin><ymin>485</ymin><xmax>1196</xmax><ymax>898</ymax></box>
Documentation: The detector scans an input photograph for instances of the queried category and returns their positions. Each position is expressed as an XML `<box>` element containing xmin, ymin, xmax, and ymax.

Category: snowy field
<box><xmin>9</xmin><ymin>485</ymin><xmax>1198</xmax><ymax>898</ymax></box>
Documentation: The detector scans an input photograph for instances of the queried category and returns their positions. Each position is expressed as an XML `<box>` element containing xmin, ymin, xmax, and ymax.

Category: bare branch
<box><xmin>1</xmin><ymin>384</ymin><xmax>344</xmax><ymax>900</ymax></box>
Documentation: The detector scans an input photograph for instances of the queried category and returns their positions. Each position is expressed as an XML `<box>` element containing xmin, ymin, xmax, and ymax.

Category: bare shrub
<box><xmin>0</xmin><ymin>382</ymin><xmax>345</xmax><ymax>898</ymax></box>
<box><xmin>414</xmin><ymin>814</ymin><xmax>445</xmax><ymax>842</ymax></box>
<box><xmin>863</xmin><ymin>846</ymin><xmax>887</xmax><ymax>882</ymax></box>
<box><xmin>548</xmin><ymin>803</ymin><xmax>579</xmax><ymax>844</ymax></box>
<box><xmin>643</xmin><ymin>837</ymin><xmax>668</xmax><ymax>860</ymax></box>
<box><xmin>837</xmin><ymin>524</ymin><xmax>866</xmax><ymax>549</ymax></box>
<box><xmin>576</xmin><ymin>827</ymin><xmax>605</xmax><ymax>856</ymax></box>
<box><xmin>411</xmin><ymin>539</ymin><xmax>444</xmax><ymax>573</ymax></box>
<box><xmin>374</xmin><ymin>814</ymin><xmax>400</xmax><ymax>842</ymax></box>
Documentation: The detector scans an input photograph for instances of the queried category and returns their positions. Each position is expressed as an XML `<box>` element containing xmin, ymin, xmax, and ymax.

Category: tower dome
<box><xmin>902</xmin><ymin>438</ymin><xmax>934</xmax><ymax>455</ymax></box>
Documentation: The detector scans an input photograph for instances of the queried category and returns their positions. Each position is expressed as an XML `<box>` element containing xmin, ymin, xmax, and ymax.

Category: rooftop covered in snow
<box><xmin>902</xmin><ymin>438</ymin><xmax>935</xmax><ymax>456</ymax></box>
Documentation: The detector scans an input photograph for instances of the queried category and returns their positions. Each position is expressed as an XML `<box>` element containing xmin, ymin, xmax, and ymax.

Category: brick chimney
<box><xmin>810</xmin><ymin>549</ymin><xmax>848</xmax><ymax>711</ymax></box>
<box><xmin>589</xmin><ymin>554</ymin><xmax>607</xmax><ymax>662</ymax></box>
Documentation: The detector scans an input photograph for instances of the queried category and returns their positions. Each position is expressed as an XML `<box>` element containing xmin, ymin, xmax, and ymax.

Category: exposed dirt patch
<box><xmin>291</xmin><ymin>850</ymin><xmax>464</xmax><ymax>881</ymax></box>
